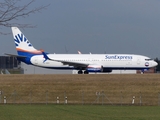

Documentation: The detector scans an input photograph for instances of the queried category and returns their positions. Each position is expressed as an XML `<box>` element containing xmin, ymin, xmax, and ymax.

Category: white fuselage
<box><xmin>29</xmin><ymin>54</ymin><xmax>157</xmax><ymax>70</ymax></box>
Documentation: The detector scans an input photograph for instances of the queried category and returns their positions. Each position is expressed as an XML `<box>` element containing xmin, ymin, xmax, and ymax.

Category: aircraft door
<box><xmin>137</xmin><ymin>58</ymin><xmax>141</xmax><ymax>65</ymax></box>
<box><xmin>126</xmin><ymin>61</ymin><xmax>132</xmax><ymax>66</ymax></box>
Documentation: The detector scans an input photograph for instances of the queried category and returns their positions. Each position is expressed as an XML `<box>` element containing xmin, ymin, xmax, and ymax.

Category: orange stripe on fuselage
<box><xmin>16</xmin><ymin>48</ymin><xmax>42</xmax><ymax>54</ymax></box>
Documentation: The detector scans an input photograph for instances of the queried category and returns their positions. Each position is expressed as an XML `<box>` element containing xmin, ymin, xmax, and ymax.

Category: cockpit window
<box><xmin>145</xmin><ymin>59</ymin><xmax>153</xmax><ymax>61</ymax></box>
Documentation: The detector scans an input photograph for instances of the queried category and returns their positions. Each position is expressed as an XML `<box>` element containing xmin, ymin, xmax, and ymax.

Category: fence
<box><xmin>0</xmin><ymin>90</ymin><xmax>160</xmax><ymax>106</ymax></box>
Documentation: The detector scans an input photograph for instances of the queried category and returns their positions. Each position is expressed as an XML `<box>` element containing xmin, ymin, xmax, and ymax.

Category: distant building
<box><xmin>0</xmin><ymin>56</ymin><xmax>23</xmax><ymax>74</ymax></box>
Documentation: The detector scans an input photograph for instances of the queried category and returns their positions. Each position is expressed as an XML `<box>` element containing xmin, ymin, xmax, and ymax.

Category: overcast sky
<box><xmin>1</xmin><ymin>0</ymin><xmax>160</xmax><ymax>74</ymax></box>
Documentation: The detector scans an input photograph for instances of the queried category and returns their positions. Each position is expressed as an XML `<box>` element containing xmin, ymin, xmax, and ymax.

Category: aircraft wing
<box><xmin>42</xmin><ymin>52</ymin><xmax>89</xmax><ymax>67</ymax></box>
<box><xmin>55</xmin><ymin>60</ymin><xmax>88</xmax><ymax>67</ymax></box>
<box><xmin>4</xmin><ymin>53</ymin><xmax>26</xmax><ymax>58</ymax></box>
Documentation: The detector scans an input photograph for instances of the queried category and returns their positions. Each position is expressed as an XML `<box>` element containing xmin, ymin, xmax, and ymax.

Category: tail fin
<box><xmin>11</xmin><ymin>27</ymin><xmax>42</xmax><ymax>56</ymax></box>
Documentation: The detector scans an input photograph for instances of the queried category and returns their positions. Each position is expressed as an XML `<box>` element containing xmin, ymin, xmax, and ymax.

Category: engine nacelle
<box><xmin>86</xmin><ymin>65</ymin><xmax>103</xmax><ymax>72</ymax></box>
<box><xmin>102</xmin><ymin>68</ymin><xmax>112</xmax><ymax>73</ymax></box>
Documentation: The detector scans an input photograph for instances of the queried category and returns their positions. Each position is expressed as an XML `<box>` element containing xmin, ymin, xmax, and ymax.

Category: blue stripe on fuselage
<box><xmin>17</xmin><ymin>51</ymin><xmax>43</xmax><ymax>65</ymax></box>
<box><xmin>39</xmin><ymin>66</ymin><xmax>149</xmax><ymax>71</ymax></box>
<box><xmin>103</xmin><ymin>67</ymin><xmax>149</xmax><ymax>70</ymax></box>
<box><xmin>17</xmin><ymin>51</ymin><xmax>42</xmax><ymax>56</ymax></box>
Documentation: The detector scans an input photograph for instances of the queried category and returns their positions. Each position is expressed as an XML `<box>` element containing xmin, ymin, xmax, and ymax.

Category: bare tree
<box><xmin>0</xmin><ymin>0</ymin><xmax>49</xmax><ymax>34</ymax></box>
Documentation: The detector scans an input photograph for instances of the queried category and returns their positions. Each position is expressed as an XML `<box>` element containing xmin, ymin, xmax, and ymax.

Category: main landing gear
<box><xmin>78</xmin><ymin>70</ymin><xmax>89</xmax><ymax>74</ymax></box>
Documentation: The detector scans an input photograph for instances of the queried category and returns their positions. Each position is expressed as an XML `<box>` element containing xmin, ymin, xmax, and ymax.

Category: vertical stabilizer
<box><xmin>11</xmin><ymin>27</ymin><xmax>42</xmax><ymax>56</ymax></box>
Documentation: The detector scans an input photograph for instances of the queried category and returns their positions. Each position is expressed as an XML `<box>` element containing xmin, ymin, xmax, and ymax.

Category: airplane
<box><xmin>6</xmin><ymin>27</ymin><xmax>158</xmax><ymax>74</ymax></box>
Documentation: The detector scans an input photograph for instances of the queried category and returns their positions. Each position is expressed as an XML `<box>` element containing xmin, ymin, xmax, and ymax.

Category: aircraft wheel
<box><xmin>84</xmin><ymin>71</ymin><xmax>89</xmax><ymax>74</ymax></box>
<box><xmin>78</xmin><ymin>70</ymin><xmax>83</xmax><ymax>74</ymax></box>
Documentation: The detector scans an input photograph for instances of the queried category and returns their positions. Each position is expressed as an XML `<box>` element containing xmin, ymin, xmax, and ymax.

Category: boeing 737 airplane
<box><xmin>6</xmin><ymin>27</ymin><xmax>157</xmax><ymax>74</ymax></box>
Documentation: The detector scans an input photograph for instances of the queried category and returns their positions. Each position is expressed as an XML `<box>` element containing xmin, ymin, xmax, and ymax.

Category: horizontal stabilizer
<box><xmin>5</xmin><ymin>53</ymin><xmax>26</xmax><ymax>58</ymax></box>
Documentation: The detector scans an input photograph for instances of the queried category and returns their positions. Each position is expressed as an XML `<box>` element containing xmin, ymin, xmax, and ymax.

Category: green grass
<box><xmin>0</xmin><ymin>105</ymin><xmax>160</xmax><ymax>120</ymax></box>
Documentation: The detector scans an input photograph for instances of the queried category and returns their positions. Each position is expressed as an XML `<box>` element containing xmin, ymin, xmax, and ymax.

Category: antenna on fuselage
<box><xmin>104</xmin><ymin>48</ymin><xmax>107</xmax><ymax>54</ymax></box>
<box><xmin>64</xmin><ymin>45</ymin><xmax>68</xmax><ymax>54</ymax></box>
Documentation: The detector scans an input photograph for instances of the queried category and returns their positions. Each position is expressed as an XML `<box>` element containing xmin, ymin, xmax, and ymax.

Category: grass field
<box><xmin>0</xmin><ymin>74</ymin><xmax>160</xmax><ymax>105</ymax></box>
<box><xmin>0</xmin><ymin>105</ymin><xmax>160</xmax><ymax>120</ymax></box>
<box><xmin>0</xmin><ymin>74</ymin><xmax>160</xmax><ymax>106</ymax></box>
<box><xmin>0</xmin><ymin>74</ymin><xmax>160</xmax><ymax>120</ymax></box>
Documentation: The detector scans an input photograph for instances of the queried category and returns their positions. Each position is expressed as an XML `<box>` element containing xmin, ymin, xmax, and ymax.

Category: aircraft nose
<box><xmin>153</xmin><ymin>61</ymin><xmax>158</xmax><ymax>67</ymax></box>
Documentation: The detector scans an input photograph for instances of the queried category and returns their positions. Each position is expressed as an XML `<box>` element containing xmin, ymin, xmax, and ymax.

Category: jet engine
<box><xmin>86</xmin><ymin>65</ymin><xmax>103</xmax><ymax>72</ymax></box>
<box><xmin>85</xmin><ymin>65</ymin><xmax>113</xmax><ymax>73</ymax></box>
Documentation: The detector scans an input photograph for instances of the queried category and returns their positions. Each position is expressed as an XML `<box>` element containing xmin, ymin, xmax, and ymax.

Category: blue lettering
<box><xmin>105</xmin><ymin>55</ymin><xmax>132</xmax><ymax>60</ymax></box>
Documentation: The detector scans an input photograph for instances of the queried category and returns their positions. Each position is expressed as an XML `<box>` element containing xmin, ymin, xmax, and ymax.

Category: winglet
<box><xmin>78</xmin><ymin>51</ymin><xmax>81</xmax><ymax>54</ymax></box>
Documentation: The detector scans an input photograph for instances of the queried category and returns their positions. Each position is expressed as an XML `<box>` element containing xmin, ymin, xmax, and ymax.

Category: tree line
<box><xmin>154</xmin><ymin>58</ymin><xmax>160</xmax><ymax>72</ymax></box>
